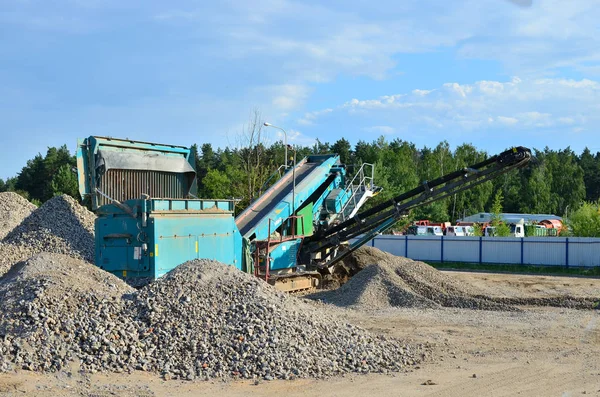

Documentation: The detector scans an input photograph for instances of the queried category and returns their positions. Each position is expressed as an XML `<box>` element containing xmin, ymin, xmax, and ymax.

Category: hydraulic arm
<box><xmin>305</xmin><ymin>146</ymin><xmax>532</xmax><ymax>268</ymax></box>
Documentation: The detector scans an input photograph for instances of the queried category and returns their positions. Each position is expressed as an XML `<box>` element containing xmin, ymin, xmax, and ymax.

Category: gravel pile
<box><xmin>0</xmin><ymin>253</ymin><xmax>134</xmax><ymax>373</ymax></box>
<box><xmin>309</xmin><ymin>247</ymin><xmax>516</xmax><ymax>311</ymax></box>
<box><xmin>0</xmin><ymin>192</ymin><xmax>37</xmax><ymax>240</ymax></box>
<box><xmin>0</xmin><ymin>242</ymin><xmax>37</xmax><ymax>278</ymax></box>
<box><xmin>0</xmin><ymin>255</ymin><xmax>426</xmax><ymax>380</ymax></box>
<box><xmin>0</xmin><ymin>194</ymin><xmax>96</xmax><ymax>277</ymax></box>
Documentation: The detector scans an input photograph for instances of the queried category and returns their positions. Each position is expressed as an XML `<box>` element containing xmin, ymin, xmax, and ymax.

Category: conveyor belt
<box><xmin>236</xmin><ymin>160</ymin><xmax>318</xmax><ymax>237</ymax></box>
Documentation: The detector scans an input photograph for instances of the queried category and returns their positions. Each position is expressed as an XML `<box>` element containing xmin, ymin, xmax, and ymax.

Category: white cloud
<box><xmin>444</xmin><ymin>83</ymin><xmax>473</xmax><ymax>98</ymax></box>
<box><xmin>516</xmin><ymin>111</ymin><xmax>553</xmax><ymax>127</ymax></box>
<box><xmin>298</xmin><ymin>108</ymin><xmax>333</xmax><ymax>125</ymax></box>
<box><xmin>497</xmin><ymin>116</ymin><xmax>519</xmax><ymax>125</ymax></box>
<box><xmin>4</xmin><ymin>0</ymin><xmax>600</xmax><ymax>179</ymax></box>
<box><xmin>365</xmin><ymin>126</ymin><xmax>395</xmax><ymax>135</ymax></box>
<box><xmin>298</xmin><ymin>76</ymin><xmax>600</xmax><ymax>135</ymax></box>
<box><xmin>558</xmin><ymin>117</ymin><xmax>575</xmax><ymax>125</ymax></box>
<box><xmin>412</xmin><ymin>89</ymin><xmax>433</xmax><ymax>96</ymax></box>
<box><xmin>149</xmin><ymin>0</ymin><xmax>600</xmax><ymax>86</ymax></box>
<box><xmin>258</xmin><ymin>84</ymin><xmax>312</xmax><ymax>111</ymax></box>
<box><xmin>287</xmin><ymin>129</ymin><xmax>316</xmax><ymax>146</ymax></box>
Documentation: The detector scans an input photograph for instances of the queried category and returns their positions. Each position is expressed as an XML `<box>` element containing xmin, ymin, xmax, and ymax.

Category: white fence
<box><xmin>359</xmin><ymin>235</ymin><xmax>600</xmax><ymax>268</ymax></box>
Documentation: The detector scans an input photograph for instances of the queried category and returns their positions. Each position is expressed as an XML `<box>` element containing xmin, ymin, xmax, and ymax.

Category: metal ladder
<box><xmin>335</xmin><ymin>163</ymin><xmax>376</xmax><ymax>222</ymax></box>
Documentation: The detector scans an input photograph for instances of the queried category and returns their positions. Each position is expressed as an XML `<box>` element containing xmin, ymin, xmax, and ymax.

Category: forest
<box><xmin>1</xmin><ymin>132</ymin><xmax>599</xmax><ymax>234</ymax></box>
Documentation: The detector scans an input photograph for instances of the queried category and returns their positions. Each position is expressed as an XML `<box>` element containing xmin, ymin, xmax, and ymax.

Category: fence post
<box><xmin>520</xmin><ymin>237</ymin><xmax>524</xmax><ymax>265</ymax></box>
<box><xmin>565</xmin><ymin>237</ymin><xmax>569</xmax><ymax>269</ymax></box>
<box><xmin>441</xmin><ymin>236</ymin><xmax>444</xmax><ymax>263</ymax></box>
<box><xmin>405</xmin><ymin>235</ymin><xmax>409</xmax><ymax>257</ymax></box>
<box><xmin>479</xmin><ymin>236</ymin><xmax>483</xmax><ymax>264</ymax></box>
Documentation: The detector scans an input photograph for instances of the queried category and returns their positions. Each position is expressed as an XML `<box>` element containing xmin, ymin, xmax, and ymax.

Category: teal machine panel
<box><xmin>95</xmin><ymin>198</ymin><xmax>243</xmax><ymax>281</ymax></box>
<box><xmin>77</xmin><ymin>136</ymin><xmax>244</xmax><ymax>284</ymax></box>
<box><xmin>268</xmin><ymin>239</ymin><xmax>302</xmax><ymax>271</ymax></box>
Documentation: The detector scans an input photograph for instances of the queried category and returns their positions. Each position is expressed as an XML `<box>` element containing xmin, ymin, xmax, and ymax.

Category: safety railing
<box><xmin>335</xmin><ymin>163</ymin><xmax>375</xmax><ymax>221</ymax></box>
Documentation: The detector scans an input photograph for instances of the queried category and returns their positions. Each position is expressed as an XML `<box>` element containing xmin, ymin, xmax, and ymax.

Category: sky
<box><xmin>1</xmin><ymin>0</ymin><xmax>600</xmax><ymax>179</ymax></box>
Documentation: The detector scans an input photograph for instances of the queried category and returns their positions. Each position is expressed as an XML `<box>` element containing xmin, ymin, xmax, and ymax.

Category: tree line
<box><xmin>0</xmin><ymin>145</ymin><xmax>78</xmax><ymax>206</ymax></box>
<box><xmin>2</xmin><ymin>135</ymin><xmax>599</xmax><ymax>231</ymax></box>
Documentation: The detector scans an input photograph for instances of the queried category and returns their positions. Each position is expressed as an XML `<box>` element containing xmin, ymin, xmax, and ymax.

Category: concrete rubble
<box><xmin>0</xmin><ymin>194</ymin><xmax>95</xmax><ymax>277</ymax></box>
<box><xmin>0</xmin><ymin>192</ymin><xmax>37</xmax><ymax>240</ymax></box>
<box><xmin>0</xmin><ymin>255</ymin><xmax>426</xmax><ymax>379</ymax></box>
<box><xmin>308</xmin><ymin>247</ymin><xmax>516</xmax><ymax>311</ymax></box>
<box><xmin>0</xmin><ymin>192</ymin><xmax>594</xmax><ymax>383</ymax></box>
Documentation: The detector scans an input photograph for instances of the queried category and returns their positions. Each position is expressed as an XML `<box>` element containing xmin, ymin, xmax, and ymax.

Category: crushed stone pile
<box><xmin>0</xmin><ymin>192</ymin><xmax>37</xmax><ymax>240</ymax></box>
<box><xmin>0</xmin><ymin>194</ymin><xmax>96</xmax><ymax>277</ymax></box>
<box><xmin>309</xmin><ymin>247</ymin><xmax>516</xmax><ymax>311</ymax></box>
<box><xmin>0</xmin><ymin>253</ymin><xmax>135</xmax><ymax>373</ymax></box>
<box><xmin>0</xmin><ymin>255</ymin><xmax>426</xmax><ymax>380</ymax></box>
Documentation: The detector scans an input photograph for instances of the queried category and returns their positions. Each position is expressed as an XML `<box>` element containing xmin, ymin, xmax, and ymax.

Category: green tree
<box><xmin>331</xmin><ymin>138</ymin><xmax>352</xmax><ymax>165</ymax></box>
<box><xmin>313</xmin><ymin>139</ymin><xmax>330</xmax><ymax>154</ymax></box>
<box><xmin>202</xmin><ymin>169</ymin><xmax>232</xmax><ymax>199</ymax></box>
<box><xmin>14</xmin><ymin>145</ymin><xmax>77</xmax><ymax>202</ymax></box>
<box><xmin>236</xmin><ymin>109</ymin><xmax>273</xmax><ymax>207</ymax></box>
<box><xmin>15</xmin><ymin>153</ymin><xmax>46</xmax><ymax>201</ymax></box>
<box><xmin>50</xmin><ymin>164</ymin><xmax>79</xmax><ymax>197</ymax></box>
<box><xmin>353</xmin><ymin>140</ymin><xmax>379</xmax><ymax>165</ymax></box>
<box><xmin>520</xmin><ymin>151</ymin><xmax>552</xmax><ymax>213</ymax></box>
<box><xmin>489</xmin><ymin>191</ymin><xmax>511</xmax><ymax>236</ymax></box>
<box><xmin>544</xmin><ymin>147</ymin><xmax>585</xmax><ymax>215</ymax></box>
<box><xmin>579</xmin><ymin>148</ymin><xmax>600</xmax><ymax>202</ymax></box>
<box><xmin>567</xmin><ymin>201</ymin><xmax>600</xmax><ymax>237</ymax></box>
<box><xmin>0</xmin><ymin>178</ymin><xmax>5</xmax><ymax>192</ymax></box>
<box><xmin>452</xmin><ymin>144</ymin><xmax>492</xmax><ymax>221</ymax></box>
<box><xmin>3</xmin><ymin>177</ymin><xmax>16</xmax><ymax>192</ymax></box>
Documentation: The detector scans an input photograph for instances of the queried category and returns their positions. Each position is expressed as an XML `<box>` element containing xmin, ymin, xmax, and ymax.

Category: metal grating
<box><xmin>98</xmin><ymin>169</ymin><xmax>187</xmax><ymax>206</ymax></box>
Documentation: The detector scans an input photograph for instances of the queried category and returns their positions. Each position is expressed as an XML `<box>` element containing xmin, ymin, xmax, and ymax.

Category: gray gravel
<box><xmin>0</xmin><ymin>254</ymin><xmax>426</xmax><ymax>380</ymax></box>
<box><xmin>0</xmin><ymin>194</ymin><xmax>96</xmax><ymax>277</ymax></box>
<box><xmin>0</xmin><ymin>192</ymin><xmax>37</xmax><ymax>240</ymax></box>
<box><xmin>0</xmin><ymin>253</ymin><xmax>134</xmax><ymax>373</ymax></box>
<box><xmin>308</xmin><ymin>247</ymin><xmax>517</xmax><ymax>311</ymax></box>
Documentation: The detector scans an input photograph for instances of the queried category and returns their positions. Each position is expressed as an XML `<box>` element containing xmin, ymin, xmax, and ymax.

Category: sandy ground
<box><xmin>450</xmin><ymin>270</ymin><xmax>600</xmax><ymax>298</ymax></box>
<box><xmin>2</xmin><ymin>271</ymin><xmax>600</xmax><ymax>397</ymax></box>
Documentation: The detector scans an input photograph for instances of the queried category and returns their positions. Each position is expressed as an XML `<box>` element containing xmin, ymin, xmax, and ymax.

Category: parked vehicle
<box><xmin>415</xmin><ymin>220</ymin><xmax>451</xmax><ymax>232</ymax></box>
<box><xmin>445</xmin><ymin>226</ymin><xmax>466</xmax><ymax>236</ymax></box>
<box><xmin>485</xmin><ymin>223</ymin><xmax>525</xmax><ymax>237</ymax></box>
<box><xmin>525</xmin><ymin>224</ymin><xmax>560</xmax><ymax>237</ymax></box>
<box><xmin>407</xmin><ymin>225</ymin><xmax>443</xmax><ymax>236</ymax></box>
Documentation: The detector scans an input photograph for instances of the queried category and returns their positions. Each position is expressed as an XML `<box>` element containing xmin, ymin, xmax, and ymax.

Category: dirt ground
<box><xmin>451</xmin><ymin>270</ymin><xmax>600</xmax><ymax>298</ymax></box>
<box><xmin>2</xmin><ymin>271</ymin><xmax>600</xmax><ymax>397</ymax></box>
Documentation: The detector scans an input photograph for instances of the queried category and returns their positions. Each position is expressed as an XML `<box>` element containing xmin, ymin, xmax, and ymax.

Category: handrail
<box><xmin>258</xmin><ymin>164</ymin><xmax>287</xmax><ymax>197</ymax></box>
<box><xmin>333</xmin><ymin>163</ymin><xmax>375</xmax><ymax>221</ymax></box>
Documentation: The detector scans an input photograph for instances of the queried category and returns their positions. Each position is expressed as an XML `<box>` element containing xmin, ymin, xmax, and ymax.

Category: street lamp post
<box><xmin>264</xmin><ymin>122</ymin><xmax>297</xmax><ymax>232</ymax></box>
<box><xmin>263</xmin><ymin>122</ymin><xmax>288</xmax><ymax>170</ymax></box>
<box><xmin>290</xmin><ymin>145</ymin><xmax>296</xmax><ymax>216</ymax></box>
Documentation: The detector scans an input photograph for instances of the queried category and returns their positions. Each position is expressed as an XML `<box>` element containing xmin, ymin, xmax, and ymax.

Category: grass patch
<box><xmin>426</xmin><ymin>261</ymin><xmax>600</xmax><ymax>277</ymax></box>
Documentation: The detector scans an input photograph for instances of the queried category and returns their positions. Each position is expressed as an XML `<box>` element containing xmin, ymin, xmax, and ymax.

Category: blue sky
<box><xmin>1</xmin><ymin>0</ymin><xmax>600</xmax><ymax>179</ymax></box>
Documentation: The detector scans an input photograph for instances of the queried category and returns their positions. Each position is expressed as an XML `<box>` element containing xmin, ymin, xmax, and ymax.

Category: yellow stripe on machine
<box><xmin>155</xmin><ymin>244</ymin><xmax>158</xmax><ymax>257</ymax></box>
<box><xmin>195</xmin><ymin>241</ymin><xmax>198</xmax><ymax>253</ymax></box>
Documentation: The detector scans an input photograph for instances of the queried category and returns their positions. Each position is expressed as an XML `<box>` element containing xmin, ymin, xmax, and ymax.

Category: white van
<box><xmin>446</xmin><ymin>226</ymin><xmax>466</xmax><ymax>236</ymax></box>
<box><xmin>427</xmin><ymin>226</ymin><xmax>444</xmax><ymax>236</ymax></box>
<box><xmin>407</xmin><ymin>225</ymin><xmax>443</xmax><ymax>236</ymax></box>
